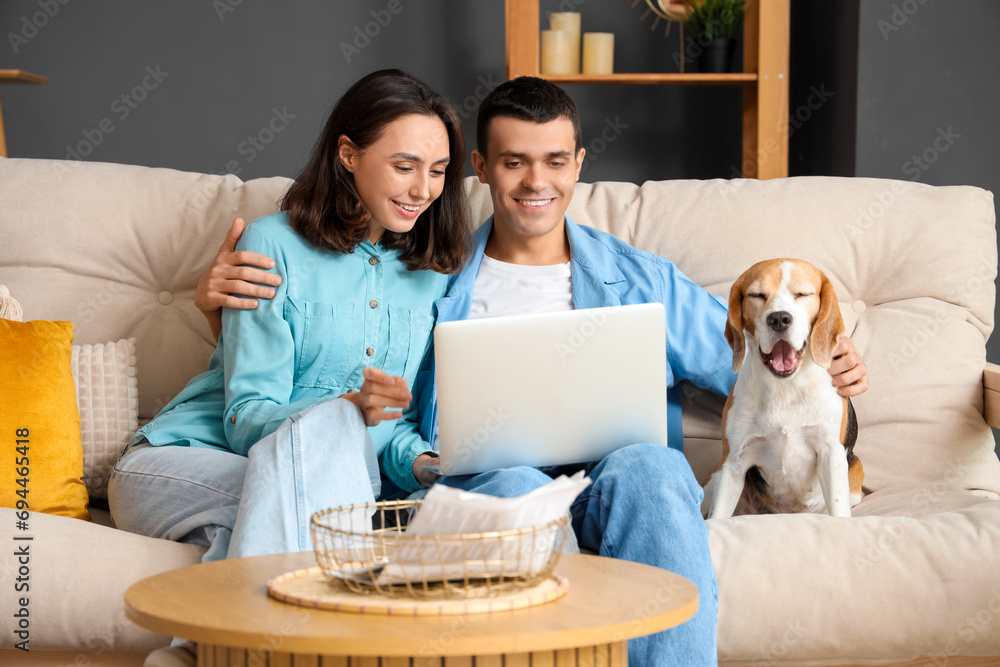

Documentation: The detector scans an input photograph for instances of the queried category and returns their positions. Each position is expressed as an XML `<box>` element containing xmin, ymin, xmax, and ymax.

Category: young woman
<box><xmin>109</xmin><ymin>69</ymin><xmax>469</xmax><ymax>565</ymax></box>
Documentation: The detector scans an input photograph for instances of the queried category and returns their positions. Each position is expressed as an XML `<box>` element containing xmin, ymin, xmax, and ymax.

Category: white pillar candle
<box><xmin>541</xmin><ymin>30</ymin><xmax>575</xmax><ymax>75</ymax></box>
<box><xmin>549</xmin><ymin>12</ymin><xmax>581</xmax><ymax>73</ymax></box>
<box><xmin>582</xmin><ymin>32</ymin><xmax>614</xmax><ymax>75</ymax></box>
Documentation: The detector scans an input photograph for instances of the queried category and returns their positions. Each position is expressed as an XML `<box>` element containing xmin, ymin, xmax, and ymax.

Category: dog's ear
<box><xmin>809</xmin><ymin>276</ymin><xmax>845</xmax><ymax>369</ymax></box>
<box><xmin>726</xmin><ymin>276</ymin><xmax>746</xmax><ymax>373</ymax></box>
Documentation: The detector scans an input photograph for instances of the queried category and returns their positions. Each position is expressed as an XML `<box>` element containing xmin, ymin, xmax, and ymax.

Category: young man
<box><xmin>199</xmin><ymin>77</ymin><xmax>867</xmax><ymax>665</ymax></box>
<box><xmin>421</xmin><ymin>77</ymin><xmax>869</xmax><ymax>665</ymax></box>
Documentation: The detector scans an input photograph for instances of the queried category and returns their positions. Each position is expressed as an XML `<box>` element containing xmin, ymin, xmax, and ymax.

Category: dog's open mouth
<box><xmin>759</xmin><ymin>340</ymin><xmax>804</xmax><ymax>378</ymax></box>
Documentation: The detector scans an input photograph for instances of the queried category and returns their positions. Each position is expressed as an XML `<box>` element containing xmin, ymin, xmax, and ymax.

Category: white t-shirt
<box><xmin>469</xmin><ymin>255</ymin><xmax>574</xmax><ymax>320</ymax></box>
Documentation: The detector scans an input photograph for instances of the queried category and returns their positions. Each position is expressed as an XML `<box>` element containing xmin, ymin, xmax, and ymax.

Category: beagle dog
<box><xmin>704</xmin><ymin>259</ymin><xmax>863</xmax><ymax>518</ymax></box>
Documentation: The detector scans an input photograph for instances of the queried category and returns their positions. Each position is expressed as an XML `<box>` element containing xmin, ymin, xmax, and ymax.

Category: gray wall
<box><xmin>855</xmin><ymin>0</ymin><xmax>1000</xmax><ymax>201</ymax></box>
<box><xmin>0</xmin><ymin>0</ymin><xmax>742</xmax><ymax>183</ymax></box>
<box><xmin>790</xmin><ymin>0</ymin><xmax>1000</xmax><ymax>366</ymax></box>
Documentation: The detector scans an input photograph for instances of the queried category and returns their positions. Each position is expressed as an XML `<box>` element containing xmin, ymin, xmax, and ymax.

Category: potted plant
<box><xmin>684</xmin><ymin>0</ymin><xmax>747</xmax><ymax>73</ymax></box>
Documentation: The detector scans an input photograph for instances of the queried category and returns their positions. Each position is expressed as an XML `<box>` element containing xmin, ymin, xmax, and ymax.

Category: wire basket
<box><xmin>310</xmin><ymin>500</ymin><xmax>567</xmax><ymax>599</ymax></box>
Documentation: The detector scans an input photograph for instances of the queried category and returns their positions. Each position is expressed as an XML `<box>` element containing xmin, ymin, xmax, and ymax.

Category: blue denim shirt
<box><xmin>132</xmin><ymin>212</ymin><xmax>446</xmax><ymax>491</ymax></box>
<box><xmin>415</xmin><ymin>216</ymin><xmax>737</xmax><ymax>451</ymax></box>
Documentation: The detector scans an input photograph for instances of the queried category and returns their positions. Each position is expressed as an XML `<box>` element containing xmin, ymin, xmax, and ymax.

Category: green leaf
<box><xmin>687</xmin><ymin>0</ymin><xmax>747</xmax><ymax>40</ymax></box>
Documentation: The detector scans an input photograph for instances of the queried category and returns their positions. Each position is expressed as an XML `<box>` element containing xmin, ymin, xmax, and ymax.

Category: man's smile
<box><xmin>514</xmin><ymin>197</ymin><xmax>555</xmax><ymax>209</ymax></box>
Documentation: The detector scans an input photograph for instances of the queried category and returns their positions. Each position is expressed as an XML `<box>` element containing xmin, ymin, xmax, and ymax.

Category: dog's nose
<box><xmin>767</xmin><ymin>311</ymin><xmax>793</xmax><ymax>332</ymax></box>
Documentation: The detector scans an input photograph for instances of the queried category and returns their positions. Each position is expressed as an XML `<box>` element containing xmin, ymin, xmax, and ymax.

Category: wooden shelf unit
<box><xmin>542</xmin><ymin>72</ymin><xmax>757</xmax><ymax>85</ymax></box>
<box><xmin>0</xmin><ymin>69</ymin><xmax>50</xmax><ymax>158</ymax></box>
<box><xmin>504</xmin><ymin>0</ymin><xmax>790</xmax><ymax>179</ymax></box>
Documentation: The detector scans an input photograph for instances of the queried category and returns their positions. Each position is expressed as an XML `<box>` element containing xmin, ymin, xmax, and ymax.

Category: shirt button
<box><xmin>369</xmin><ymin>257</ymin><xmax>379</xmax><ymax>266</ymax></box>
<box><xmin>366</xmin><ymin>347</ymin><xmax>375</xmax><ymax>356</ymax></box>
<box><xmin>370</xmin><ymin>300</ymin><xmax>378</xmax><ymax>309</ymax></box>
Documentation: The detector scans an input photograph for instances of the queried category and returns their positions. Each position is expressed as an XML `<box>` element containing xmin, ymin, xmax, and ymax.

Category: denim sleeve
<box><xmin>378</xmin><ymin>348</ymin><xmax>436</xmax><ymax>492</ymax></box>
<box><xmin>659</xmin><ymin>260</ymin><xmax>737</xmax><ymax>397</ymax></box>
<box><xmin>221</xmin><ymin>222</ymin><xmax>326</xmax><ymax>456</ymax></box>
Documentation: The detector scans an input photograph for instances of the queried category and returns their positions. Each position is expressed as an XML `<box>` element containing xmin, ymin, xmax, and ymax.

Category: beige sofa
<box><xmin>2</xmin><ymin>157</ymin><xmax>1000</xmax><ymax>666</ymax></box>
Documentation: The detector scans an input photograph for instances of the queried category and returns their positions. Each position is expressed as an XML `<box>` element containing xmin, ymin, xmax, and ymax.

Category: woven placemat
<box><xmin>267</xmin><ymin>567</ymin><xmax>569</xmax><ymax>616</ymax></box>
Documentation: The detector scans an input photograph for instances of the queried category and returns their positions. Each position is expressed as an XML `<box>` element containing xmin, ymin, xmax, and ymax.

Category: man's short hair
<box><xmin>476</xmin><ymin>76</ymin><xmax>582</xmax><ymax>157</ymax></box>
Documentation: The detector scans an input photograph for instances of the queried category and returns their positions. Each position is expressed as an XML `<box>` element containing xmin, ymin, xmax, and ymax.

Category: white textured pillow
<box><xmin>71</xmin><ymin>339</ymin><xmax>139</xmax><ymax>499</ymax></box>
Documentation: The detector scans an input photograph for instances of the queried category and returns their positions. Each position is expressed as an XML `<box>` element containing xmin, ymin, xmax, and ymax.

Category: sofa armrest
<box><xmin>984</xmin><ymin>363</ymin><xmax>1000</xmax><ymax>428</ymax></box>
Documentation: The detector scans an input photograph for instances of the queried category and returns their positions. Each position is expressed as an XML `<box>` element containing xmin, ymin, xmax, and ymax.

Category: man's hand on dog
<box><xmin>829</xmin><ymin>336</ymin><xmax>868</xmax><ymax>397</ymax></box>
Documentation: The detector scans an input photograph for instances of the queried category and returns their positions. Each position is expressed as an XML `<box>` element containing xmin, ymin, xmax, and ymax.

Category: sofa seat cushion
<box><xmin>710</xmin><ymin>490</ymin><xmax>1000</xmax><ymax>665</ymax></box>
<box><xmin>0</xmin><ymin>507</ymin><xmax>204</xmax><ymax>652</ymax></box>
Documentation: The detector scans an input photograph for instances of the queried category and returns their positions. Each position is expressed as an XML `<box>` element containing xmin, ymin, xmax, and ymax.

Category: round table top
<box><xmin>124</xmin><ymin>552</ymin><xmax>698</xmax><ymax>657</ymax></box>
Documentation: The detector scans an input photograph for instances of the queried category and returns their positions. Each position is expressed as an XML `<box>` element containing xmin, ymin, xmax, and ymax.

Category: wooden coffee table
<box><xmin>124</xmin><ymin>551</ymin><xmax>699</xmax><ymax>666</ymax></box>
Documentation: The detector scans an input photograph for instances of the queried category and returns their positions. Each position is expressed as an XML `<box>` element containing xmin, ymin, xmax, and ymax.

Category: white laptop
<box><xmin>433</xmin><ymin>303</ymin><xmax>668</xmax><ymax>476</ymax></box>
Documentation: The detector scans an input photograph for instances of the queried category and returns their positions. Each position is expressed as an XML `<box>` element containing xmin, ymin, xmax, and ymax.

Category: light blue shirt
<box><xmin>132</xmin><ymin>212</ymin><xmax>445</xmax><ymax>491</ymax></box>
<box><xmin>415</xmin><ymin>216</ymin><xmax>737</xmax><ymax>451</ymax></box>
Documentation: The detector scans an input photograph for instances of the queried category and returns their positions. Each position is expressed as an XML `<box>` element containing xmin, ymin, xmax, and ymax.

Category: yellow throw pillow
<box><xmin>0</xmin><ymin>319</ymin><xmax>90</xmax><ymax>520</ymax></box>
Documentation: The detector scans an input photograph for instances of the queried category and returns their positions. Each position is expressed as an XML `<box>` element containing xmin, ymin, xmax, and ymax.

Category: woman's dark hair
<box><xmin>476</xmin><ymin>76</ymin><xmax>582</xmax><ymax>157</ymax></box>
<box><xmin>280</xmin><ymin>69</ymin><xmax>469</xmax><ymax>273</ymax></box>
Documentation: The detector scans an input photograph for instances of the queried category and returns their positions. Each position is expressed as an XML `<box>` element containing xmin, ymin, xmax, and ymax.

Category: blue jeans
<box><xmin>108</xmin><ymin>399</ymin><xmax>380</xmax><ymax>562</ymax></box>
<box><xmin>438</xmin><ymin>443</ymin><xmax>718</xmax><ymax>667</ymax></box>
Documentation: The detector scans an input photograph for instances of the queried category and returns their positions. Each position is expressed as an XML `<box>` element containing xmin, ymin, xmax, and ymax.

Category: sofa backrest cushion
<box><xmin>481</xmin><ymin>176</ymin><xmax>1000</xmax><ymax>496</ymax></box>
<box><xmin>2</xmin><ymin>159</ymin><xmax>998</xmax><ymax>495</ymax></box>
<box><xmin>1</xmin><ymin>159</ymin><xmax>291</xmax><ymax>423</ymax></box>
